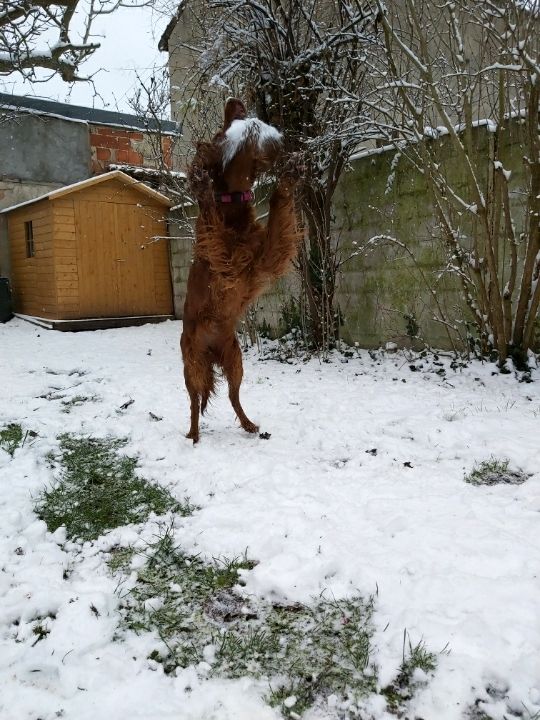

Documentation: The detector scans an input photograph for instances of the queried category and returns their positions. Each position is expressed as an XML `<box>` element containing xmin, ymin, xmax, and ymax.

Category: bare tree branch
<box><xmin>0</xmin><ymin>0</ymin><xmax>150</xmax><ymax>80</ymax></box>
<box><xmin>171</xmin><ymin>0</ymin><xmax>380</xmax><ymax>350</ymax></box>
<box><xmin>374</xmin><ymin>0</ymin><xmax>540</xmax><ymax>367</ymax></box>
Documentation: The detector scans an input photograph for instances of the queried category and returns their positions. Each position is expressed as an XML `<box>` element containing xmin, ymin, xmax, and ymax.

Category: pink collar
<box><xmin>215</xmin><ymin>190</ymin><xmax>254</xmax><ymax>204</ymax></box>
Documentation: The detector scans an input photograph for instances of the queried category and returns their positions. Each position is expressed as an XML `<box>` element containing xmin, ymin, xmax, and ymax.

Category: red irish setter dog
<box><xmin>180</xmin><ymin>98</ymin><xmax>302</xmax><ymax>443</ymax></box>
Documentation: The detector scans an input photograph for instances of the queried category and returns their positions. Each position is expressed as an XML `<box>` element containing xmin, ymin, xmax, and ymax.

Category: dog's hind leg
<box><xmin>221</xmin><ymin>336</ymin><xmax>259</xmax><ymax>435</ymax></box>
<box><xmin>182</xmin><ymin>343</ymin><xmax>214</xmax><ymax>444</ymax></box>
<box><xmin>185</xmin><ymin>378</ymin><xmax>201</xmax><ymax>444</ymax></box>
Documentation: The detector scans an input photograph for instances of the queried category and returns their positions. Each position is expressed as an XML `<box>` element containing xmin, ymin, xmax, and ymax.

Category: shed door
<box><xmin>74</xmin><ymin>200</ymin><xmax>172</xmax><ymax>317</ymax></box>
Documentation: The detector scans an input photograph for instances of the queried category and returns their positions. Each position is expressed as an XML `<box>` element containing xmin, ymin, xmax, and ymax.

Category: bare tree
<box><xmin>127</xmin><ymin>70</ymin><xmax>199</xmax><ymax>322</ymax></box>
<box><xmin>373</xmin><ymin>0</ymin><xmax>539</xmax><ymax>368</ymax></box>
<box><xmin>0</xmin><ymin>0</ymin><xmax>149</xmax><ymax>81</ymax></box>
<box><xmin>170</xmin><ymin>0</ymin><xmax>380</xmax><ymax>350</ymax></box>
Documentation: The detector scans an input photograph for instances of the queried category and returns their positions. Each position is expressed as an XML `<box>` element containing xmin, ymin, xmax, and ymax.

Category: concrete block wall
<box><xmin>0</xmin><ymin>113</ymin><xmax>91</xmax><ymax>210</ymax></box>
<box><xmin>332</xmin><ymin>121</ymin><xmax>532</xmax><ymax>349</ymax></box>
<box><xmin>0</xmin><ymin>179</ymin><xmax>63</xmax><ymax>212</ymax></box>
<box><xmin>168</xmin><ymin>207</ymin><xmax>197</xmax><ymax>318</ymax></box>
<box><xmin>333</xmin><ymin>146</ymin><xmax>460</xmax><ymax>349</ymax></box>
<box><xmin>168</xmin><ymin>120</ymin><xmax>536</xmax><ymax>350</ymax></box>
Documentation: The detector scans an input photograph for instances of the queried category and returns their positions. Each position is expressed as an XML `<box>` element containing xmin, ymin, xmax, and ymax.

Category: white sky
<box><xmin>0</xmin><ymin>2</ymin><xmax>172</xmax><ymax>114</ymax></box>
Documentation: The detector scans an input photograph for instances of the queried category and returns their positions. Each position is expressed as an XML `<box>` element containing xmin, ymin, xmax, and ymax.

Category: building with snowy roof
<box><xmin>0</xmin><ymin>93</ymin><xmax>180</xmax><ymax>212</ymax></box>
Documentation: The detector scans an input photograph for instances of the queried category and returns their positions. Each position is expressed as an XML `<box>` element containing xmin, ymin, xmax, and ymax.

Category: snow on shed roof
<box><xmin>1</xmin><ymin>171</ymin><xmax>172</xmax><ymax>214</ymax></box>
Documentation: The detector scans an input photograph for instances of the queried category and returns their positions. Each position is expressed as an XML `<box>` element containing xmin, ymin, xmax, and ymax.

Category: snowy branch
<box><xmin>0</xmin><ymin>0</ymin><xmax>148</xmax><ymax>80</ymax></box>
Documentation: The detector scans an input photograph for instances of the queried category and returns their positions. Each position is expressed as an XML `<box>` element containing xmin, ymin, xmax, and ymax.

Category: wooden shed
<box><xmin>2</xmin><ymin>170</ymin><xmax>174</xmax><ymax>329</ymax></box>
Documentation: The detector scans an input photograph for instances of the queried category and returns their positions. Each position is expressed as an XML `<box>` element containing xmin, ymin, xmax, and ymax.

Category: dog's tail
<box><xmin>200</xmin><ymin>368</ymin><xmax>216</xmax><ymax>416</ymax></box>
<box><xmin>181</xmin><ymin>335</ymin><xmax>217</xmax><ymax>417</ymax></box>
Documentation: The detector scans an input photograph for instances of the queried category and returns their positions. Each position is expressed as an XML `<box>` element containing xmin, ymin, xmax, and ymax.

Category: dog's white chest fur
<box><xmin>222</xmin><ymin>118</ymin><xmax>282</xmax><ymax>168</ymax></box>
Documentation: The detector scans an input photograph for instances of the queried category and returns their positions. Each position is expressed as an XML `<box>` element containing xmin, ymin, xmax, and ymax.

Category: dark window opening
<box><xmin>25</xmin><ymin>221</ymin><xmax>35</xmax><ymax>258</ymax></box>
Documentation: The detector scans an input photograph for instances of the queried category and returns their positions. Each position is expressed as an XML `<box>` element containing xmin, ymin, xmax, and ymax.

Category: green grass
<box><xmin>31</xmin><ymin>621</ymin><xmax>52</xmax><ymax>646</ymax></box>
<box><xmin>0</xmin><ymin>423</ymin><xmax>37</xmax><ymax>456</ymax></box>
<box><xmin>107</xmin><ymin>546</ymin><xmax>136</xmax><ymax>573</ymax></box>
<box><xmin>0</xmin><ymin>423</ymin><xmax>24</xmax><ymax>456</ymax></box>
<box><xmin>265</xmin><ymin>597</ymin><xmax>376</xmax><ymax>717</ymax></box>
<box><xmin>465</xmin><ymin>458</ymin><xmax>529</xmax><ymax>486</ymax></box>
<box><xmin>35</xmin><ymin>434</ymin><xmax>194</xmax><ymax>542</ymax></box>
<box><xmin>28</xmin><ymin>430</ymin><xmax>442</xmax><ymax>717</ymax></box>
<box><xmin>467</xmin><ymin>691</ymin><xmax>540</xmax><ymax>720</ymax></box>
<box><xmin>382</xmin><ymin>632</ymin><xmax>439</xmax><ymax>714</ymax></box>
<box><xmin>116</xmin><ymin>528</ymin><xmax>378</xmax><ymax>718</ymax></box>
<box><xmin>120</xmin><ymin>528</ymin><xmax>256</xmax><ymax>653</ymax></box>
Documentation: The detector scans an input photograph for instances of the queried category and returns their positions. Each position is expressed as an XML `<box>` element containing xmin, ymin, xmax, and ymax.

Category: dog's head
<box><xmin>196</xmin><ymin>98</ymin><xmax>283</xmax><ymax>194</ymax></box>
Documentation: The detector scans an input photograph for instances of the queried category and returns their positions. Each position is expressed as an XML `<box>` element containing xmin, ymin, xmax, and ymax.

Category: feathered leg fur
<box><xmin>180</xmin><ymin>142</ymin><xmax>302</xmax><ymax>443</ymax></box>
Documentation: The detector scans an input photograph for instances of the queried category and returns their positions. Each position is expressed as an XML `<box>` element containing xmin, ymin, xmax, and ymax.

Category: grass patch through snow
<box><xmin>465</xmin><ymin>458</ymin><xmax>529</xmax><ymax>486</ymax></box>
<box><xmin>467</xmin><ymin>684</ymin><xmax>540</xmax><ymax>720</ymax></box>
<box><xmin>116</xmin><ymin>528</ymin><xmax>383</xmax><ymax>718</ymax></box>
<box><xmin>108</xmin><ymin>546</ymin><xmax>136</xmax><ymax>573</ymax></box>
<box><xmin>27</xmin><ymin>428</ymin><xmax>441</xmax><ymax>718</ymax></box>
<box><xmin>381</xmin><ymin>631</ymin><xmax>439</xmax><ymax>714</ymax></box>
<box><xmin>0</xmin><ymin>423</ymin><xmax>37</xmax><ymax>456</ymax></box>
<box><xmin>35</xmin><ymin>434</ymin><xmax>193</xmax><ymax>542</ymax></box>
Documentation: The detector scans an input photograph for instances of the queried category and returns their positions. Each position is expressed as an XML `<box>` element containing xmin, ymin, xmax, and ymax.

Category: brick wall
<box><xmin>89</xmin><ymin>125</ymin><xmax>174</xmax><ymax>174</ymax></box>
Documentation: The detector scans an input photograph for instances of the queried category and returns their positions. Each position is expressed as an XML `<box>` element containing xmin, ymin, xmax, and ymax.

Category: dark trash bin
<box><xmin>0</xmin><ymin>278</ymin><xmax>13</xmax><ymax>323</ymax></box>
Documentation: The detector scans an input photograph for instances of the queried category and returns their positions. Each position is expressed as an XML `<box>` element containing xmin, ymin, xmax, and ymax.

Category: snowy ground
<box><xmin>1</xmin><ymin>318</ymin><xmax>539</xmax><ymax>720</ymax></box>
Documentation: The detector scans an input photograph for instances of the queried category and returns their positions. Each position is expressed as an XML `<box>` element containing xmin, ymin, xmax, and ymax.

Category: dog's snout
<box><xmin>224</xmin><ymin>98</ymin><xmax>247</xmax><ymax>129</ymax></box>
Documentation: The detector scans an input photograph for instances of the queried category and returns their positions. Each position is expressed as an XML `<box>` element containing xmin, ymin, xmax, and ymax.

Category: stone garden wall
<box><xmin>170</xmin><ymin>120</ymin><xmax>534</xmax><ymax>350</ymax></box>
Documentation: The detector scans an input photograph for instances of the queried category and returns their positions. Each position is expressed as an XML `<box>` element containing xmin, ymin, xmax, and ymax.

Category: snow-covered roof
<box><xmin>159</xmin><ymin>1</ymin><xmax>187</xmax><ymax>52</ymax></box>
<box><xmin>0</xmin><ymin>93</ymin><xmax>180</xmax><ymax>135</ymax></box>
<box><xmin>1</xmin><ymin>171</ymin><xmax>172</xmax><ymax>214</ymax></box>
<box><xmin>109</xmin><ymin>163</ymin><xmax>187</xmax><ymax>180</ymax></box>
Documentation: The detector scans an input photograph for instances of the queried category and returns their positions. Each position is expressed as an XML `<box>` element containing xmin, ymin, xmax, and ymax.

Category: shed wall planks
<box><xmin>52</xmin><ymin>198</ymin><xmax>79</xmax><ymax>318</ymax></box>
<box><xmin>5</xmin><ymin>175</ymin><xmax>173</xmax><ymax>321</ymax></box>
<box><xmin>7</xmin><ymin>199</ymin><xmax>58</xmax><ymax>317</ymax></box>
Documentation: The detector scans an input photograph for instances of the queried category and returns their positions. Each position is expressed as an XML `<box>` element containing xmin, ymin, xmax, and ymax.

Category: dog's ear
<box><xmin>223</xmin><ymin>98</ymin><xmax>247</xmax><ymax>131</ymax></box>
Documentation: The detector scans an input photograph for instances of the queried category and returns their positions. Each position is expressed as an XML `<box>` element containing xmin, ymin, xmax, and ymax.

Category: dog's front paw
<box><xmin>279</xmin><ymin>152</ymin><xmax>305</xmax><ymax>190</ymax></box>
<box><xmin>188</xmin><ymin>163</ymin><xmax>213</xmax><ymax>201</ymax></box>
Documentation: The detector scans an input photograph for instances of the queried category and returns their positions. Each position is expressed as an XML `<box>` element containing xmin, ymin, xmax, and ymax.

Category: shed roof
<box><xmin>1</xmin><ymin>171</ymin><xmax>172</xmax><ymax>214</ymax></box>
